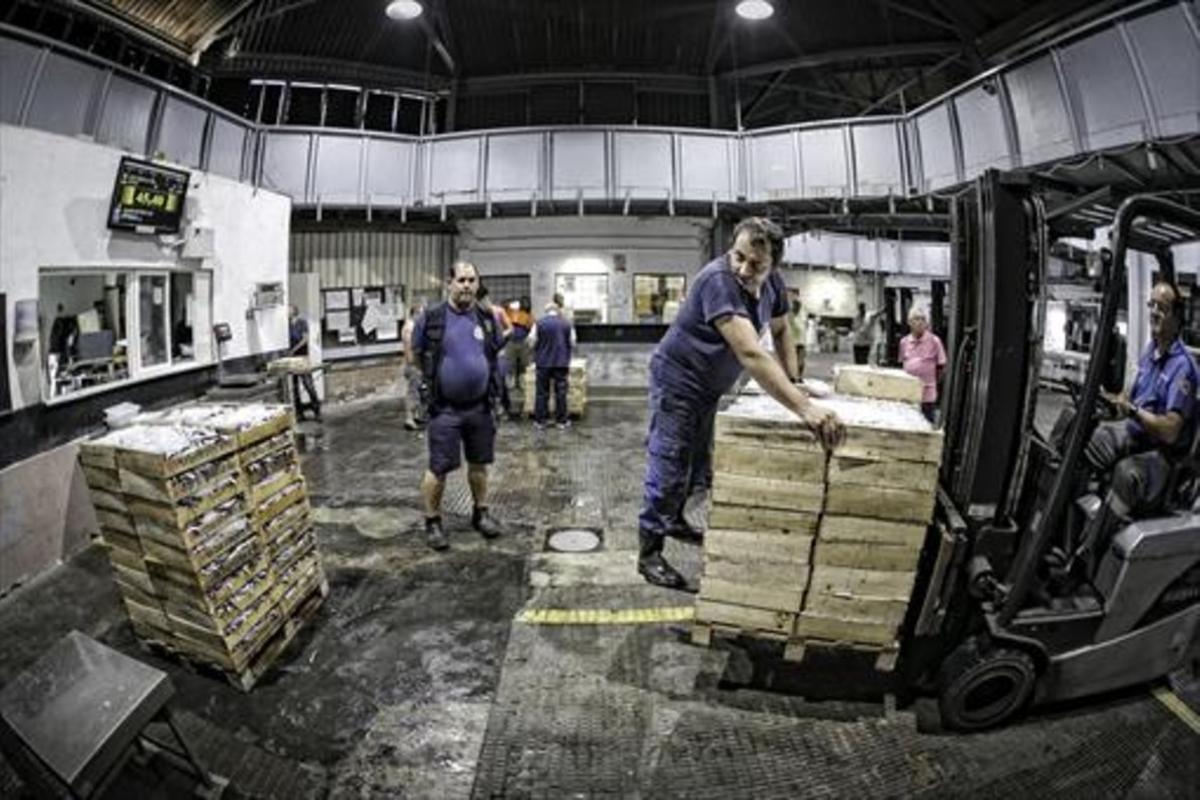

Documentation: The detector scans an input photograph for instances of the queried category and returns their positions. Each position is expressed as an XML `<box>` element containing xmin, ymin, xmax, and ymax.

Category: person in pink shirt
<box><xmin>899</xmin><ymin>307</ymin><xmax>946</xmax><ymax>424</ymax></box>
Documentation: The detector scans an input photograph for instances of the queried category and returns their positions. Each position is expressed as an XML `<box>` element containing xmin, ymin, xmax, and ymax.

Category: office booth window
<box><xmin>633</xmin><ymin>274</ymin><xmax>686</xmax><ymax>323</ymax></box>
<box><xmin>39</xmin><ymin>270</ymin><xmax>210</xmax><ymax>401</ymax></box>
<box><xmin>555</xmin><ymin>274</ymin><xmax>609</xmax><ymax>324</ymax></box>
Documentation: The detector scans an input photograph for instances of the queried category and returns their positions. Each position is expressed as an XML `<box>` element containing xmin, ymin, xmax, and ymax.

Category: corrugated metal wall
<box><xmin>289</xmin><ymin>230</ymin><xmax>454</xmax><ymax>297</ymax></box>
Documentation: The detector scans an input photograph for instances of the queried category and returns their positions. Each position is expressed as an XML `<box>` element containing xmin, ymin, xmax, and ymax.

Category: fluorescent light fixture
<box><xmin>735</xmin><ymin>0</ymin><xmax>774</xmax><ymax>20</ymax></box>
<box><xmin>385</xmin><ymin>0</ymin><xmax>423</xmax><ymax>20</ymax></box>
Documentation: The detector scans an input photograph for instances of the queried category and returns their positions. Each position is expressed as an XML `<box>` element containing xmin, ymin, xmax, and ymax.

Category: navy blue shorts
<box><xmin>427</xmin><ymin>402</ymin><xmax>495</xmax><ymax>476</ymax></box>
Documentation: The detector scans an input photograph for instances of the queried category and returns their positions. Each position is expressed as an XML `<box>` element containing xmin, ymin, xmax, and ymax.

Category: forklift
<box><xmin>900</xmin><ymin>171</ymin><xmax>1200</xmax><ymax>730</ymax></box>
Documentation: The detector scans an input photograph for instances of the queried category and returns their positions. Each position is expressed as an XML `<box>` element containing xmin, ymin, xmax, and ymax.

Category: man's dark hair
<box><xmin>733</xmin><ymin>217</ymin><xmax>785</xmax><ymax>266</ymax></box>
<box><xmin>477</xmin><ymin>283</ymin><xmax>490</xmax><ymax>300</ymax></box>
<box><xmin>552</xmin><ymin>292</ymin><xmax>564</xmax><ymax>307</ymax></box>
<box><xmin>448</xmin><ymin>260</ymin><xmax>478</xmax><ymax>280</ymax></box>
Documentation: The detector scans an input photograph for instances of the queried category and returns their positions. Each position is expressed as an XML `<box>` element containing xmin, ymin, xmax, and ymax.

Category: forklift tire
<box><xmin>938</xmin><ymin>638</ymin><xmax>1038</xmax><ymax>731</ymax></box>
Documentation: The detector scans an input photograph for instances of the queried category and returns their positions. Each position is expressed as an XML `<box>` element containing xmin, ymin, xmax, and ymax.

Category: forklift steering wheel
<box><xmin>1063</xmin><ymin>377</ymin><xmax>1118</xmax><ymax>421</ymax></box>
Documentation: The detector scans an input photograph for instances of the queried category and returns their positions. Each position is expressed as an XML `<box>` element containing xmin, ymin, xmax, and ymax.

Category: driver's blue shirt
<box><xmin>1128</xmin><ymin>337</ymin><xmax>1200</xmax><ymax>450</ymax></box>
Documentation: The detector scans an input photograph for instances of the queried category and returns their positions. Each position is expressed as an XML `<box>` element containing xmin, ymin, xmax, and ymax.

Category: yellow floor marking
<box><xmin>517</xmin><ymin>606</ymin><xmax>696</xmax><ymax>625</ymax></box>
<box><xmin>1152</xmin><ymin>686</ymin><xmax>1200</xmax><ymax>735</ymax></box>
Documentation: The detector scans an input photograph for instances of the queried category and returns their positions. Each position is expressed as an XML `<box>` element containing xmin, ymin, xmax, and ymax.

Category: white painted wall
<box><xmin>457</xmin><ymin>216</ymin><xmax>713</xmax><ymax>322</ymax></box>
<box><xmin>0</xmin><ymin>124</ymin><xmax>291</xmax><ymax>411</ymax></box>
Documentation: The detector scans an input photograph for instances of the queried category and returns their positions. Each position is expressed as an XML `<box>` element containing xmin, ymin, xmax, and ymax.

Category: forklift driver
<box><xmin>1075</xmin><ymin>280</ymin><xmax>1200</xmax><ymax>571</ymax></box>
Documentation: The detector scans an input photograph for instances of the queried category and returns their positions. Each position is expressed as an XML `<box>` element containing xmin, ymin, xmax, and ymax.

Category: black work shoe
<box><xmin>638</xmin><ymin>552</ymin><xmax>693</xmax><ymax>592</ymax></box>
<box><xmin>665</xmin><ymin>523</ymin><xmax>704</xmax><ymax>544</ymax></box>
<box><xmin>425</xmin><ymin>517</ymin><xmax>449</xmax><ymax>551</ymax></box>
<box><xmin>472</xmin><ymin>508</ymin><xmax>504</xmax><ymax>539</ymax></box>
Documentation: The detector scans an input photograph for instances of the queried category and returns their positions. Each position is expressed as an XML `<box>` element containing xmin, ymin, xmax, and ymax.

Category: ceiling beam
<box><xmin>742</xmin><ymin>70</ymin><xmax>792</xmax><ymax>122</ymax></box>
<box><xmin>978</xmin><ymin>0</ymin><xmax>1122</xmax><ymax>59</ymax></box>
<box><xmin>856</xmin><ymin>51</ymin><xmax>961</xmax><ymax>115</ymax></box>
<box><xmin>427</xmin><ymin>0</ymin><xmax>460</xmax><ymax>76</ymax></box>
<box><xmin>214</xmin><ymin>52</ymin><xmax>449</xmax><ymax>94</ymax></box>
<box><xmin>70</xmin><ymin>0</ymin><xmax>190</xmax><ymax>61</ymax></box>
<box><xmin>458</xmin><ymin>70</ymin><xmax>710</xmax><ymax>94</ymax></box>
<box><xmin>189</xmin><ymin>0</ymin><xmax>261</xmax><ymax>63</ymax></box>
<box><xmin>719</xmin><ymin>41</ymin><xmax>960</xmax><ymax>80</ymax></box>
<box><xmin>881</xmin><ymin>1</ymin><xmax>959</xmax><ymax>34</ymax></box>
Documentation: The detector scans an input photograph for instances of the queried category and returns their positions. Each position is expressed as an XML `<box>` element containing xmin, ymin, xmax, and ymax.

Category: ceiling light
<box><xmin>735</xmin><ymin>0</ymin><xmax>774</xmax><ymax>20</ymax></box>
<box><xmin>385</xmin><ymin>0</ymin><xmax>423</xmax><ymax>20</ymax></box>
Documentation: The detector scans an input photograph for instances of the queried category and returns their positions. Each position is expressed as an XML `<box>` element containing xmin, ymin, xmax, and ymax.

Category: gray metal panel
<box><xmin>1125</xmin><ymin>6</ymin><xmax>1200</xmax><ymax>137</ymax></box>
<box><xmin>157</xmin><ymin>95</ymin><xmax>207</xmax><ymax>168</ymax></box>
<box><xmin>799</xmin><ymin>126</ymin><xmax>849</xmax><ymax>198</ymax></box>
<box><xmin>313</xmin><ymin>134</ymin><xmax>363</xmax><ymax>205</ymax></box>
<box><xmin>954</xmin><ymin>84</ymin><xmax>1013</xmax><ymax>179</ymax></box>
<box><xmin>261</xmin><ymin>132</ymin><xmax>311</xmax><ymax>200</ymax></box>
<box><xmin>851</xmin><ymin>123</ymin><xmax>903</xmax><ymax>197</ymax></box>
<box><xmin>364</xmin><ymin>137</ymin><xmax>415</xmax><ymax>206</ymax></box>
<box><xmin>747</xmin><ymin>131</ymin><xmax>798</xmax><ymax>201</ymax></box>
<box><xmin>1057</xmin><ymin>28</ymin><xmax>1148</xmax><ymax>151</ymax></box>
<box><xmin>915</xmin><ymin>103</ymin><xmax>958</xmax><ymax>191</ymax></box>
<box><xmin>95</xmin><ymin>74</ymin><xmax>155</xmax><ymax>154</ymax></box>
<box><xmin>289</xmin><ymin>230</ymin><xmax>454</xmax><ymax>291</ymax></box>
<box><xmin>678</xmin><ymin>134</ymin><xmax>733</xmax><ymax>201</ymax></box>
<box><xmin>485</xmin><ymin>132</ymin><xmax>542</xmax><ymax>200</ymax></box>
<box><xmin>551</xmin><ymin>130</ymin><xmax>606</xmax><ymax>200</ymax></box>
<box><xmin>1004</xmin><ymin>55</ymin><xmax>1076</xmax><ymax>167</ymax></box>
<box><xmin>614</xmin><ymin>131</ymin><xmax>672</xmax><ymax>196</ymax></box>
<box><xmin>207</xmin><ymin>115</ymin><xmax>246</xmax><ymax>180</ymax></box>
<box><xmin>428</xmin><ymin>136</ymin><xmax>481</xmax><ymax>201</ymax></box>
<box><xmin>0</xmin><ymin>37</ymin><xmax>40</xmax><ymax>124</ymax></box>
<box><xmin>25</xmin><ymin>51</ymin><xmax>102</xmax><ymax>137</ymax></box>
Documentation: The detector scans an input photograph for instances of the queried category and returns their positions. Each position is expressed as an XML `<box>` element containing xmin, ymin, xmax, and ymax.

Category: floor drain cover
<box><xmin>546</xmin><ymin>528</ymin><xmax>602</xmax><ymax>553</ymax></box>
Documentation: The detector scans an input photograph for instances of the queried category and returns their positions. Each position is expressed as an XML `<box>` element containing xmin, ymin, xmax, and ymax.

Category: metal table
<box><xmin>0</xmin><ymin>631</ymin><xmax>216</xmax><ymax>798</ymax></box>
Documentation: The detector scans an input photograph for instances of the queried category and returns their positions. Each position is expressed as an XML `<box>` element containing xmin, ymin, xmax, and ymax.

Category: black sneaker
<box><xmin>472</xmin><ymin>508</ymin><xmax>504</xmax><ymax>539</ymax></box>
<box><xmin>637</xmin><ymin>552</ymin><xmax>693</xmax><ymax>592</ymax></box>
<box><xmin>425</xmin><ymin>518</ymin><xmax>449</xmax><ymax>551</ymax></box>
<box><xmin>665</xmin><ymin>523</ymin><xmax>704</xmax><ymax>544</ymax></box>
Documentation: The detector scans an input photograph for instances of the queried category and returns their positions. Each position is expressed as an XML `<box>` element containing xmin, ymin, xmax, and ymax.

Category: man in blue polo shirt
<box><xmin>637</xmin><ymin>217</ymin><xmax>845</xmax><ymax>591</ymax></box>
<box><xmin>1076</xmin><ymin>280</ymin><xmax>1199</xmax><ymax>570</ymax></box>
<box><xmin>412</xmin><ymin>261</ymin><xmax>506</xmax><ymax>551</ymax></box>
<box><xmin>530</xmin><ymin>293</ymin><xmax>576</xmax><ymax>429</ymax></box>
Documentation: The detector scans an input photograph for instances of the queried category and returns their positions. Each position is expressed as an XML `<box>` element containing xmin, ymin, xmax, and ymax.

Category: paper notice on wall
<box><xmin>352</xmin><ymin>288</ymin><xmax>365</xmax><ymax>306</ymax></box>
<box><xmin>324</xmin><ymin>290</ymin><xmax>350</xmax><ymax>311</ymax></box>
<box><xmin>326</xmin><ymin>310</ymin><xmax>351</xmax><ymax>331</ymax></box>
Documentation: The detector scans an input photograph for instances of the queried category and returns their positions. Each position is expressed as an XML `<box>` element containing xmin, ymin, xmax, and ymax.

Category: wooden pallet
<box><xmin>690</xmin><ymin>620</ymin><xmax>790</xmax><ymax>649</ymax></box>
<box><xmin>781</xmin><ymin>636</ymin><xmax>901</xmax><ymax>672</ymax></box>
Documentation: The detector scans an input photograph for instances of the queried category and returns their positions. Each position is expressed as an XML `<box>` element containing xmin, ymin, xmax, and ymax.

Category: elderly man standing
<box><xmin>637</xmin><ymin>217</ymin><xmax>845</xmax><ymax>591</ymax></box>
<box><xmin>899</xmin><ymin>307</ymin><xmax>946</xmax><ymax>424</ymax></box>
<box><xmin>411</xmin><ymin>261</ymin><xmax>506</xmax><ymax>551</ymax></box>
<box><xmin>529</xmin><ymin>293</ymin><xmax>577</xmax><ymax>429</ymax></box>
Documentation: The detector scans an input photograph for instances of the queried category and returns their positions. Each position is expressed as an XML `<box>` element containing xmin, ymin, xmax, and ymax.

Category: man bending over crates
<box><xmin>637</xmin><ymin>217</ymin><xmax>846</xmax><ymax>591</ymax></box>
<box><xmin>412</xmin><ymin>260</ymin><xmax>507</xmax><ymax>551</ymax></box>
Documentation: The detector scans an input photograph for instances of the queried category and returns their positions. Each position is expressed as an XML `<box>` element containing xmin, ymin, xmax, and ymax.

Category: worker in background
<box><xmin>528</xmin><ymin>293</ymin><xmax>577</xmax><ymax>430</ymax></box>
<box><xmin>1074</xmin><ymin>280</ymin><xmax>1199</xmax><ymax>572</ymax></box>
<box><xmin>852</xmin><ymin>303</ymin><xmax>884</xmax><ymax>365</ymax></box>
<box><xmin>661</xmin><ymin>288</ymin><xmax>683</xmax><ymax>325</ymax></box>
<box><xmin>899</xmin><ymin>307</ymin><xmax>946</xmax><ymax>424</ymax></box>
<box><xmin>477</xmin><ymin>284</ymin><xmax>514</xmax><ymax>418</ymax></box>
<box><xmin>637</xmin><ymin>217</ymin><xmax>845</xmax><ymax>591</ymax></box>
<box><xmin>786</xmin><ymin>289</ymin><xmax>806</xmax><ymax>379</ymax></box>
<box><xmin>411</xmin><ymin>261</ymin><xmax>506</xmax><ymax>551</ymax></box>
<box><xmin>287</xmin><ymin>305</ymin><xmax>321</xmax><ymax>422</ymax></box>
<box><xmin>505</xmin><ymin>296</ymin><xmax>535</xmax><ymax>419</ymax></box>
<box><xmin>401</xmin><ymin>302</ymin><xmax>426</xmax><ymax>432</ymax></box>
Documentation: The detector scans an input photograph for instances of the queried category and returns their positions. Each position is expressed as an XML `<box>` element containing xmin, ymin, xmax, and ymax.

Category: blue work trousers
<box><xmin>638</xmin><ymin>380</ymin><xmax>717</xmax><ymax>537</ymax></box>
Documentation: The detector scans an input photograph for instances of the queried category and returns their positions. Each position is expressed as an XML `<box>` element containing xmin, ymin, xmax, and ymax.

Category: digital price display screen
<box><xmin>107</xmin><ymin>157</ymin><xmax>190</xmax><ymax>234</ymax></box>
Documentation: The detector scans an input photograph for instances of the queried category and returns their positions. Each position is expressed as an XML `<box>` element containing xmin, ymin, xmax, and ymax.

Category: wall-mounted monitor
<box><xmin>107</xmin><ymin>157</ymin><xmax>190</xmax><ymax>234</ymax></box>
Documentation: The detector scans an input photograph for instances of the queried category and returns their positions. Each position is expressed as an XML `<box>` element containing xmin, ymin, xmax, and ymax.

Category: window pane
<box><xmin>634</xmin><ymin>274</ymin><xmax>686</xmax><ymax>323</ymax></box>
<box><xmin>140</xmin><ymin>275</ymin><xmax>168</xmax><ymax>368</ymax></box>
<box><xmin>555</xmin><ymin>274</ymin><xmax>608</xmax><ymax>324</ymax></box>
<box><xmin>171</xmin><ymin>273</ymin><xmax>195</xmax><ymax>361</ymax></box>
<box><xmin>40</xmin><ymin>272</ymin><xmax>128</xmax><ymax>398</ymax></box>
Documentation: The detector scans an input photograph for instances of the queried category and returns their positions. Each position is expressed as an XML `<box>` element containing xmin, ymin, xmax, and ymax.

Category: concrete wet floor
<box><xmin>0</xmin><ymin>365</ymin><xmax>1197</xmax><ymax>798</ymax></box>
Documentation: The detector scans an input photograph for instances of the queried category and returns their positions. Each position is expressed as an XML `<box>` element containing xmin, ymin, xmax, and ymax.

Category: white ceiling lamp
<box><xmin>385</xmin><ymin>0</ymin><xmax>424</xmax><ymax>20</ymax></box>
<box><xmin>735</xmin><ymin>0</ymin><xmax>774</xmax><ymax>20</ymax></box>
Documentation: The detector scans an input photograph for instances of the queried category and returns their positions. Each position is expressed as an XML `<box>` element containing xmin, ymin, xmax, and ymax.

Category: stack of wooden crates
<box><xmin>522</xmin><ymin>357</ymin><xmax>588</xmax><ymax>418</ymax></box>
<box><xmin>79</xmin><ymin>404</ymin><xmax>327</xmax><ymax>690</ymax></box>
<box><xmin>694</xmin><ymin>366</ymin><xmax>941</xmax><ymax>667</ymax></box>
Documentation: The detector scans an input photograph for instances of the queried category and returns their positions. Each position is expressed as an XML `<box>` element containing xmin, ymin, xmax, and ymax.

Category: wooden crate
<box><xmin>254</xmin><ymin>477</ymin><xmax>307</xmax><ymax>527</ymax></box>
<box><xmin>125</xmin><ymin>475</ymin><xmax>246</xmax><ymax>529</ymax></box>
<box><xmin>145</xmin><ymin>403</ymin><xmax>294</xmax><ymax>449</ymax></box>
<box><xmin>693</xmin><ymin>599</ymin><xmax>795</xmax><ymax>637</ymax></box>
<box><xmin>712</xmin><ymin>474</ymin><xmax>824</xmax><ymax>514</ymax></box>
<box><xmin>83</xmin><ymin>425</ymin><xmax>237</xmax><ymax>478</ymax></box>
<box><xmin>117</xmin><ymin>454</ymin><xmax>241</xmax><ymax>505</ymax></box>
<box><xmin>708</xmin><ymin>504</ymin><xmax>818</xmax><ymax>533</ymax></box>
<box><xmin>521</xmin><ymin>358</ymin><xmax>588</xmax><ymax>418</ymax></box>
<box><xmin>134</xmin><ymin>496</ymin><xmax>248</xmax><ymax>554</ymax></box>
<box><xmin>833</xmin><ymin>365</ymin><xmax>923</xmax><ymax>405</ymax></box>
<box><xmin>699</xmin><ymin>529</ymin><xmax>813</xmax><ymax>612</ymax></box>
<box><xmin>825</xmin><ymin>484</ymin><xmax>935</xmax><ymax>524</ymax></box>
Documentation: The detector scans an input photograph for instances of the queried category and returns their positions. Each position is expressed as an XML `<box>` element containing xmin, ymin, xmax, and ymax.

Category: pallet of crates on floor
<box><xmin>692</xmin><ymin>393</ymin><xmax>825</xmax><ymax>648</ymax></box>
<box><xmin>791</xmin><ymin>394</ymin><xmax>943</xmax><ymax>671</ymax></box>
<box><xmin>521</xmin><ymin>357</ymin><xmax>588</xmax><ymax>419</ymax></box>
<box><xmin>79</xmin><ymin>438</ymin><xmax>175</xmax><ymax>643</ymax></box>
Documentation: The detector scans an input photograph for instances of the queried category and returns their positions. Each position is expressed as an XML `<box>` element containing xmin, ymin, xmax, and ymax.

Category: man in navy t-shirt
<box><xmin>529</xmin><ymin>293</ymin><xmax>576</xmax><ymax>428</ymax></box>
<box><xmin>1075</xmin><ymin>280</ymin><xmax>1200</xmax><ymax>570</ymax></box>
<box><xmin>411</xmin><ymin>261</ymin><xmax>507</xmax><ymax>551</ymax></box>
<box><xmin>637</xmin><ymin>217</ymin><xmax>845</xmax><ymax>591</ymax></box>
